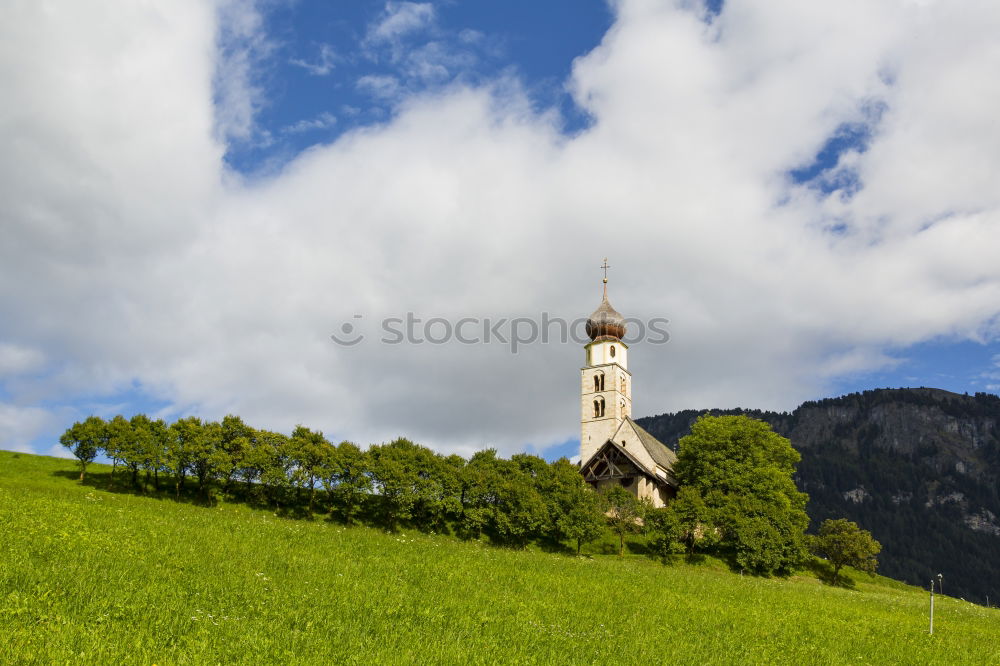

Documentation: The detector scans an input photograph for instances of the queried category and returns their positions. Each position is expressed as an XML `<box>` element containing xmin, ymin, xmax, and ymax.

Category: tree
<box><xmin>457</xmin><ymin>450</ymin><xmax>499</xmax><ymax>539</ymax></box>
<box><xmin>455</xmin><ymin>449</ymin><xmax>546</xmax><ymax>546</ymax></box>
<box><xmin>602</xmin><ymin>485</ymin><xmax>644</xmax><ymax>557</ymax></box>
<box><xmin>812</xmin><ymin>518</ymin><xmax>882</xmax><ymax>582</ymax></box>
<box><xmin>59</xmin><ymin>416</ymin><xmax>106</xmax><ymax>481</ymax></box>
<box><xmin>321</xmin><ymin>441</ymin><xmax>371</xmax><ymax>524</ymax></box>
<box><xmin>674</xmin><ymin>415</ymin><xmax>810</xmax><ymax>575</ymax></box>
<box><xmin>289</xmin><ymin>425</ymin><xmax>335</xmax><ymax>516</ymax></box>
<box><xmin>368</xmin><ymin>439</ymin><xmax>420</xmax><ymax>530</ymax></box>
<box><xmin>668</xmin><ymin>486</ymin><xmax>717</xmax><ymax>555</ymax></box>
<box><xmin>544</xmin><ymin>458</ymin><xmax>605</xmax><ymax>555</ymax></box>
<box><xmin>366</xmin><ymin>438</ymin><xmax>460</xmax><ymax>531</ymax></box>
<box><xmin>190</xmin><ymin>421</ymin><xmax>228</xmax><ymax>501</ymax></box>
<box><xmin>143</xmin><ymin>417</ymin><xmax>170</xmax><ymax>491</ymax></box>
<box><xmin>253</xmin><ymin>430</ymin><xmax>293</xmax><ymax>509</ymax></box>
<box><xmin>125</xmin><ymin>414</ymin><xmax>155</xmax><ymax>489</ymax></box>
<box><xmin>166</xmin><ymin>417</ymin><xmax>202</xmax><ymax>498</ymax></box>
<box><xmin>104</xmin><ymin>415</ymin><xmax>132</xmax><ymax>488</ymax></box>
<box><xmin>646</xmin><ymin>507</ymin><xmax>685</xmax><ymax>559</ymax></box>
<box><xmin>218</xmin><ymin>414</ymin><xmax>253</xmax><ymax>494</ymax></box>
<box><xmin>559</xmin><ymin>489</ymin><xmax>606</xmax><ymax>556</ymax></box>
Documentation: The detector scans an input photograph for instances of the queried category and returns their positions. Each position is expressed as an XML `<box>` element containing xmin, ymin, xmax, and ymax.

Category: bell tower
<box><xmin>580</xmin><ymin>259</ymin><xmax>631</xmax><ymax>465</ymax></box>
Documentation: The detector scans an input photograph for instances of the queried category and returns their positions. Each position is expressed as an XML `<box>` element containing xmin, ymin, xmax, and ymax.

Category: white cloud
<box><xmin>213</xmin><ymin>0</ymin><xmax>273</xmax><ymax>144</ymax></box>
<box><xmin>0</xmin><ymin>403</ymin><xmax>63</xmax><ymax>454</ymax></box>
<box><xmin>2</xmin><ymin>0</ymin><xmax>1000</xmax><ymax>459</ymax></box>
<box><xmin>356</xmin><ymin>74</ymin><xmax>402</xmax><ymax>100</ymax></box>
<box><xmin>0</xmin><ymin>344</ymin><xmax>45</xmax><ymax>378</ymax></box>
<box><xmin>367</xmin><ymin>2</ymin><xmax>435</xmax><ymax>45</ymax></box>
<box><xmin>290</xmin><ymin>43</ymin><xmax>338</xmax><ymax>76</ymax></box>
<box><xmin>283</xmin><ymin>112</ymin><xmax>337</xmax><ymax>135</ymax></box>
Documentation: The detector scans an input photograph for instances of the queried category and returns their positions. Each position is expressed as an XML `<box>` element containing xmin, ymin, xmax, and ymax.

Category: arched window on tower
<box><xmin>593</xmin><ymin>397</ymin><xmax>605</xmax><ymax>418</ymax></box>
<box><xmin>610</xmin><ymin>345</ymin><xmax>616</xmax><ymax>358</ymax></box>
<box><xmin>620</xmin><ymin>376</ymin><xmax>626</xmax><ymax>393</ymax></box>
<box><xmin>594</xmin><ymin>372</ymin><xmax>605</xmax><ymax>392</ymax></box>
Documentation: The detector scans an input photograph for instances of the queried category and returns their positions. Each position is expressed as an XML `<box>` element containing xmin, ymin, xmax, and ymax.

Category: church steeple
<box><xmin>576</xmin><ymin>260</ymin><xmax>677</xmax><ymax>509</ymax></box>
<box><xmin>579</xmin><ymin>260</ymin><xmax>631</xmax><ymax>465</ymax></box>
<box><xmin>586</xmin><ymin>259</ymin><xmax>627</xmax><ymax>342</ymax></box>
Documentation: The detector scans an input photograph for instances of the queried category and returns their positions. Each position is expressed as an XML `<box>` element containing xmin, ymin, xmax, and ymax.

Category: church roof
<box><xmin>623</xmin><ymin>416</ymin><xmax>678</xmax><ymax>474</ymax></box>
<box><xmin>581</xmin><ymin>439</ymin><xmax>658</xmax><ymax>483</ymax></box>
<box><xmin>580</xmin><ymin>417</ymin><xmax>679</xmax><ymax>488</ymax></box>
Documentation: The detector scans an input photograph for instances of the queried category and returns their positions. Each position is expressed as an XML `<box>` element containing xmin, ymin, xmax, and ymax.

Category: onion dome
<box><xmin>586</xmin><ymin>286</ymin><xmax>626</xmax><ymax>341</ymax></box>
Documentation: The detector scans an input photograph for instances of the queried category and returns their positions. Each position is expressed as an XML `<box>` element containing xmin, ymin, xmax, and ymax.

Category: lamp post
<box><xmin>937</xmin><ymin>573</ymin><xmax>943</xmax><ymax>596</ymax></box>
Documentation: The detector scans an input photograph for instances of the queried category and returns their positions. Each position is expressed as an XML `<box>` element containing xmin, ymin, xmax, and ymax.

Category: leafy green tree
<box><xmin>219</xmin><ymin>414</ymin><xmax>253</xmax><ymax>494</ymax></box>
<box><xmin>321</xmin><ymin>441</ymin><xmax>371</xmax><ymax>524</ymax></box>
<box><xmin>125</xmin><ymin>414</ymin><xmax>155</xmax><ymax>489</ymax></box>
<box><xmin>674</xmin><ymin>415</ymin><xmax>809</xmax><ymax>575</ymax></box>
<box><xmin>420</xmin><ymin>451</ymin><xmax>464</xmax><ymax>532</ymax></box>
<box><xmin>543</xmin><ymin>458</ymin><xmax>605</xmax><ymax>555</ymax></box>
<box><xmin>253</xmin><ymin>430</ymin><xmax>293</xmax><ymax>509</ymax></box>
<box><xmin>368</xmin><ymin>440</ymin><xmax>416</xmax><ymax>529</ymax></box>
<box><xmin>669</xmin><ymin>486</ymin><xmax>717</xmax><ymax>555</ymax></box>
<box><xmin>457</xmin><ymin>450</ymin><xmax>497</xmax><ymax>538</ymax></box>
<box><xmin>812</xmin><ymin>518</ymin><xmax>882</xmax><ymax>582</ymax></box>
<box><xmin>166</xmin><ymin>417</ymin><xmax>202</xmax><ymax>498</ymax></box>
<box><xmin>646</xmin><ymin>506</ymin><xmax>685</xmax><ymax>558</ymax></box>
<box><xmin>457</xmin><ymin>449</ymin><xmax>546</xmax><ymax>546</ymax></box>
<box><xmin>491</xmin><ymin>472</ymin><xmax>547</xmax><ymax>547</ymax></box>
<box><xmin>143</xmin><ymin>417</ymin><xmax>170</xmax><ymax>491</ymax></box>
<box><xmin>602</xmin><ymin>485</ymin><xmax>645</xmax><ymax>557</ymax></box>
<box><xmin>367</xmin><ymin>438</ymin><xmax>447</xmax><ymax>530</ymax></box>
<box><xmin>289</xmin><ymin>425</ymin><xmax>335</xmax><ymax>516</ymax></box>
<box><xmin>190</xmin><ymin>421</ymin><xmax>229</xmax><ymax>501</ymax></box>
<box><xmin>236</xmin><ymin>428</ymin><xmax>269</xmax><ymax>494</ymax></box>
<box><xmin>718</xmin><ymin>497</ymin><xmax>808</xmax><ymax>575</ymax></box>
<box><xmin>104</xmin><ymin>415</ymin><xmax>132</xmax><ymax>488</ymax></box>
<box><xmin>59</xmin><ymin>416</ymin><xmax>106</xmax><ymax>481</ymax></box>
<box><xmin>558</xmin><ymin>488</ymin><xmax>606</xmax><ymax>556</ymax></box>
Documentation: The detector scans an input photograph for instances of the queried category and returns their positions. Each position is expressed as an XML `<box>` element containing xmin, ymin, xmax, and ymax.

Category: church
<box><xmin>578</xmin><ymin>263</ymin><xmax>678</xmax><ymax>507</ymax></box>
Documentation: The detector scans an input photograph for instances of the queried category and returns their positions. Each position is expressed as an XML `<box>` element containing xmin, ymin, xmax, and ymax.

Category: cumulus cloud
<box><xmin>2</xmin><ymin>0</ymin><xmax>1000</xmax><ymax>459</ymax></box>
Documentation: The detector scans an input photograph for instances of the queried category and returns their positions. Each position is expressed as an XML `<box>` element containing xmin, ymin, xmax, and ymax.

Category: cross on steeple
<box><xmin>601</xmin><ymin>258</ymin><xmax>610</xmax><ymax>284</ymax></box>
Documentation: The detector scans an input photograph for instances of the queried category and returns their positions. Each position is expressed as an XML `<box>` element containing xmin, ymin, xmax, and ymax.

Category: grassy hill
<box><xmin>2</xmin><ymin>451</ymin><xmax>997</xmax><ymax>664</ymax></box>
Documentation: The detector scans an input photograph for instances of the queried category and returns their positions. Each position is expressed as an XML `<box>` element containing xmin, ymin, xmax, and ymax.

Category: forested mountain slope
<box><xmin>637</xmin><ymin>388</ymin><xmax>1000</xmax><ymax>605</ymax></box>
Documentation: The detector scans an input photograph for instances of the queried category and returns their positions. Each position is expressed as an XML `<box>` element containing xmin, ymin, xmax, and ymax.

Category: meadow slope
<box><xmin>1</xmin><ymin>451</ymin><xmax>997</xmax><ymax>664</ymax></box>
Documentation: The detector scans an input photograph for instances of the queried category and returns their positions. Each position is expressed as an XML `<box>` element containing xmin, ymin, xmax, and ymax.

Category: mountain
<box><xmin>637</xmin><ymin>387</ymin><xmax>1000</xmax><ymax>605</ymax></box>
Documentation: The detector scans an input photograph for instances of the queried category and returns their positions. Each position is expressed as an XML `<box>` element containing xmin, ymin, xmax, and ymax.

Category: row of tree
<box><xmin>59</xmin><ymin>414</ymin><xmax>608</xmax><ymax>549</ymax></box>
<box><xmin>59</xmin><ymin>413</ymin><xmax>879</xmax><ymax>575</ymax></box>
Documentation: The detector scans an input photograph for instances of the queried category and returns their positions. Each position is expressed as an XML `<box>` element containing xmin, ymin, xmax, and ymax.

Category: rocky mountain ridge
<box><xmin>637</xmin><ymin>388</ymin><xmax>1000</xmax><ymax>604</ymax></box>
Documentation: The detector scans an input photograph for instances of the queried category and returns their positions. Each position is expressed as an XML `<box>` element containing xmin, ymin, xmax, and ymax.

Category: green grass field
<box><xmin>2</xmin><ymin>450</ymin><xmax>997</xmax><ymax>664</ymax></box>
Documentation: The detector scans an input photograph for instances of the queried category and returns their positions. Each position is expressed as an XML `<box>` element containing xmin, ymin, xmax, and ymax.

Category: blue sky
<box><xmin>3</xmin><ymin>0</ymin><xmax>1000</xmax><ymax>460</ymax></box>
<box><xmin>226</xmin><ymin>1</ymin><xmax>613</xmax><ymax>175</ymax></box>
